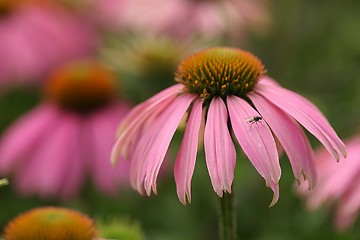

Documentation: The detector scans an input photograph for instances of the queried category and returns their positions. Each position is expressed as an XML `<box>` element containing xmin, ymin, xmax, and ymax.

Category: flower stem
<box><xmin>218</xmin><ymin>192</ymin><xmax>237</xmax><ymax>240</ymax></box>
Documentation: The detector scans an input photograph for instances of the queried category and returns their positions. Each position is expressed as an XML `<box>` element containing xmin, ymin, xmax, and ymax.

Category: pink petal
<box><xmin>249</xmin><ymin>93</ymin><xmax>317</xmax><ymax>188</ymax></box>
<box><xmin>335</xmin><ymin>207</ymin><xmax>358</xmax><ymax>231</ymax></box>
<box><xmin>174</xmin><ymin>98</ymin><xmax>203</xmax><ymax>205</ymax></box>
<box><xmin>268</xmin><ymin>181</ymin><xmax>280</xmax><ymax>207</ymax></box>
<box><xmin>227</xmin><ymin>95</ymin><xmax>280</xmax><ymax>205</ymax></box>
<box><xmin>87</xmin><ymin>103</ymin><xmax>131</xmax><ymax>195</ymax></box>
<box><xmin>258</xmin><ymin>76</ymin><xmax>281</xmax><ymax>87</ymax></box>
<box><xmin>0</xmin><ymin>104</ymin><xmax>60</xmax><ymax>174</ymax></box>
<box><xmin>111</xmin><ymin>84</ymin><xmax>183</xmax><ymax>163</ymax></box>
<box><xmin>15</xmin><ymin>113</ymin><xmax>83</xmax><ymax>199</ymax></box>
<box><xmin>256</xmin><ymin>82</ymin><xmax>346</xmax><ymax>161</ymax></box>
<box><xmin>204</xmin><ymin>97</ymin><xmax>236</xmax><ymax>197</ymax></box>
<box><xmin>131</xmin><ymin>93</ymin><xmax>195</xmax><ymax>195</ymax></box>
<box><xmin>307</xmin><ymin>141</ymin><xmax>360</xmax><ymax>209</ymax></box>
<box><xmin>336</xmin><ymin>179</ymin><xmax>360</xmax><ymax>230</ymax></box>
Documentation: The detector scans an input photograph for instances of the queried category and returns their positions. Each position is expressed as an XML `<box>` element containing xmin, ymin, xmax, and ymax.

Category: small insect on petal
<box><xmin>245</xmin><ymin>116</ymin><xmax>263</xmax><ymax>130</ymax></box>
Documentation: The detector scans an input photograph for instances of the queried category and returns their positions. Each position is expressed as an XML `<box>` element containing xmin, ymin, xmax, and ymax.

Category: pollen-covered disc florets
<box><xmin>44</xmin><ymin>61</ymin><xmax>116</xmax><ymax>113</ymax></box>
<box><xmin>4</xmin><ymin>207</ymin><xmax>98</xmax><ymax>240</ymax></box>
<box><xmin>0</xmin><ymin>0</ymin><xmax>17</xmax><ymax>16</ymax></box>
<box><xmin>0</xmin><ymin>0</ymin><xmax>47</xmax><ymax>16</ymax></box>
<box><xmin>175</xmin><ymin>47</ymin><xmax>266</xmax><ymax>101</ymax></box>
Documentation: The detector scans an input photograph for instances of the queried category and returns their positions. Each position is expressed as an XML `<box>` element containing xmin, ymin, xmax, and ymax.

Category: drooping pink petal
<box><xmin>249</xmin><ymin>93</ymin><xmax>317</xmax><ymax>188</ymax></box>
<box><xmin>131</xmin><ymin>93</ymin><xmax>196</xmax><ymax>195</ymax></box>
<box><xmin>116</xmin><ymin>84</ymin><xmax>184</xmax><ymax>136</ymax></box>
<box><xmin>0</xmin><ymin>5</ymin><xmax>97</xmax><ymax>86</ymax></box>
<box><xmin>268</xmin><ymin>180</ymin><xmax>280</xmax><ymax>207</ymax></box>
<box><xmin>15</xmin><ymin>113</ymin><xmax>83</xmax><ymax>199</ymax></box>
<box><xmin>227</xmin><ymin>95</ymin><xmax>280</xmax><ymax>205</ymax></box>
<box><xmin>297</xmin><ymin>137</ymin><xmax>360</xmax><ymax>230</ymax></box>
<box><xmin>174</xmin><ymin>98</ymin><xmax>203</xmax><ymax>205</ymax></box>
<box><xmin>204</xmin><ymin>97</ymin><xmax>236</xmax><ymax>197</ymax></box>
<box><xmin>111</xmin><ymin>84</ymin><xmax>183</xmax><ymax>163</ymax></box>
<box><xmin>87</xmin><ymin>103</ymin><xmax>131</xmax><ymax>195</ymax></box>
<box><xmin>307</xmin><ymin>143</ymin><xmax>360</xmax><ymax>209</ymax></box>
<box><xmin>335</xmin><ymin>206</ymin><xmax>358</xmax><ymax>231</ymax></box>
<box><xmin>335</xmin><ymin>178</ymin><xmax>360</xmax><ymax>230</ymax></box>
<box><xmin>256</xmin><ymin>82</ymin><xmax>346</xmax><ymax>161</ymax></box>
<box><xmin>0</xmin><ymin>104</ymin><xmax>60</xmax><ymax>174</ymax></box>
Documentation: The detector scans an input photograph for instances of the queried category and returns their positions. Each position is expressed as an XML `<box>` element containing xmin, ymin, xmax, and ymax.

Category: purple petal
<box><xmin>256</xmin><ymin>82</ymin><xmax>346</xmax><ymax>161</ymax></box>
<box><xmin>111</xmin><ymin>84</ymin><xmax>183</xmax><ymax>163</ymax></box>
<box><xmin>249</xmin><ymin>93</ymin><xmax>317</xmax><ymax>188</ymax></box>
<box><xmin>204</xmin><ymin>97</ymin><xmax>236</xmax><ymax>197</ymax></box>
<box><xmin>227</xmin><ymin>95</ymin><xmax>280</xmax><ymax>204</ymax></box>
<box><xmin>174</xmin><ymin>98</ymin><xmax>203</xmax><ymax>205</ymax></box>
<box><xmin>131</xmin><ymin>93</ymin><xmax>196</xmax><ymax>195</ymax></box>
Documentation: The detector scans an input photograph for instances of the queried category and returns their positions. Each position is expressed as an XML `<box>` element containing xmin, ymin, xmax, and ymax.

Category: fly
<box><xmin>245</xmin><ymin>116</ymin><xmax>263</xmax><ymax>129</ymax></box>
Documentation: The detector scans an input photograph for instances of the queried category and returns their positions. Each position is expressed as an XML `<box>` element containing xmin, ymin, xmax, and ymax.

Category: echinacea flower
<box><xmin>0</xmin><ymin>61</ymin><xmax>131</xmax><ymax>199</ymax></box>
<box><xmin>0</xmin><ymin>1</ymin><xmax>98</xmax><ymax>88</ymax></box>
<box><xmin>104</xmin><ymin>0</ymin><xmax>270</xmax><ymax>40</ymax></box>
<box><xmin>298</xmin><ymin>137</ymin><xmax>360</xmax><ymax>230</ymax></box>
<box><xmin>4</xmin><ymin>206</ymin><xmax>97</xmax><ymax>240</ymax></box>
<box><xmin>112</xmin><ymin>47</ymin><xmax>346</xmax><ymax>206</ymax></box>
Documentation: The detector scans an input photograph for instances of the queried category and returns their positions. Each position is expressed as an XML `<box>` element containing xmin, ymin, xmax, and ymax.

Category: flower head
<box><xmin>44</xmin><ymin>61</ymin><xmax>116</xmax><ymax>113</ymax></box>
<box><xmin>112</xmin><ymin>47</ymin><xmax>346</xmax><ymax>206</ymax></box>
<box><xmin>298</xmin><ymin>137</ymin><xmax>360</xmax><ymax>230</ymax></box>
<box><xmin>4</xmin><ymin>206</ymin><xmax>97</xmax><ymax>240</ymax></box>
<box><xmin>0</xmin><ymin>61</ymin><xmax>131</xmax><ymax>199</ymax></box>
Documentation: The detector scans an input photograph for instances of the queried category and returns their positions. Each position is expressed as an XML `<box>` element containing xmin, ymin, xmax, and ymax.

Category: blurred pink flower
<box><xmin>298</xmin><ymin>137</ymin><xmax>360</xmax><ymax>230</ymax></box>
<box><xmin>97</xmin><ymin>0</ymin><xmax>270</xmax><ymax>40</ymax></box>
<box><xmin>112</xmin><ymin>47</ymin><xmax>346</xmax><ymax>206</ymax></box>
<box><xmin>0</xmin><ymin>2</ymin><xmax>98</xmax><ymax>88</ymax></box>
<box><xmin>0</xmin><ymin>61</ymin><xmax>131</xmax><ymax>200</ymax></box>
<box><xmin>84</xmin><ymin>0</ymin><xmax>125</xmax><ymax>29</ymax></box>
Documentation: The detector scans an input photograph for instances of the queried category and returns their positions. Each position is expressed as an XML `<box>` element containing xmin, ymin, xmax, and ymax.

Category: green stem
<box><xmin>218</xmin><ymin>192</ymin><xmax>237</xmax><ymax>240</ymax></box>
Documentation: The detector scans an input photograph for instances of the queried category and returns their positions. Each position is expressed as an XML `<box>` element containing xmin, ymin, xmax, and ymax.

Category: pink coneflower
<box><xmin>0</xmin><ymin>61</ymin><xmax>131</xmax><ymax>199</ymax></box>
<box><xmin>299</xmin><ymin>137</ymin><xmax>360</xmax><ymax>230</ymax></box>
<box><xmin>115</xmin><ymin>0</ymin><xmax>270</xmax><ymax>40</ymax></box>
<box><xmin>4</xmin><ymin>206</ymin><xmax>98</xmax><ymax>240</ymax></box>
<box><xmin>0</xmin><ymin>1</ymin><xmax>98</xmax><ymax>88</ymax></box>
<box><xmin>112</xmin><ymin>47</ymin><xmax>346</xmax><ymax>206</ymax></box>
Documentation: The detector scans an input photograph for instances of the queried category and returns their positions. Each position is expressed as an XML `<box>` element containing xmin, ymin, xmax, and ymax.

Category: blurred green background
<box><xmin>1</xmin><ymin>0</ymin><xmax>360</xmax><ymax>239</ymax></box>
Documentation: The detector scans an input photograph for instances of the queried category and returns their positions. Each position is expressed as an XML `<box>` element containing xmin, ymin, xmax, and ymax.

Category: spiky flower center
<box><xmin>4</xmin><ymin>207</ymin><xmax>97</xmax><ymax>240</ymax></box>
<box><xmin>175</xmin><ymin>47</ymin><xmax>266</xmax><ymax>101</ymax></box>
<box><xmin>0</xmin><ymin>0</ymin><xmax>48</xmax><ymax>16</ymax></box>
<box><xmin>0</xmin><ymin>0</ymin><xmax>17</xmax><ymax>16</ymax></box>
<box><xmin>44</xmin><ymin>61</ymin><xmax>116</xmax><ymax>113</ymax></box>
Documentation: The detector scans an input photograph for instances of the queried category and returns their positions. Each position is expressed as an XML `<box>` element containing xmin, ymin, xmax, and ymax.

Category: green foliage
<box><xmin>98</xmin><ymin>217</ymin><xmax>144</xmax><ymax>240</ymax></box>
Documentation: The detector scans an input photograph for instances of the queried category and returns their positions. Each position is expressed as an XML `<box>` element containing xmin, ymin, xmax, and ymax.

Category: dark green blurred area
<box><xmin>1</xmin><ymin>0</ymin><xmax>360</xmax><ymax>239</ymax></box>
